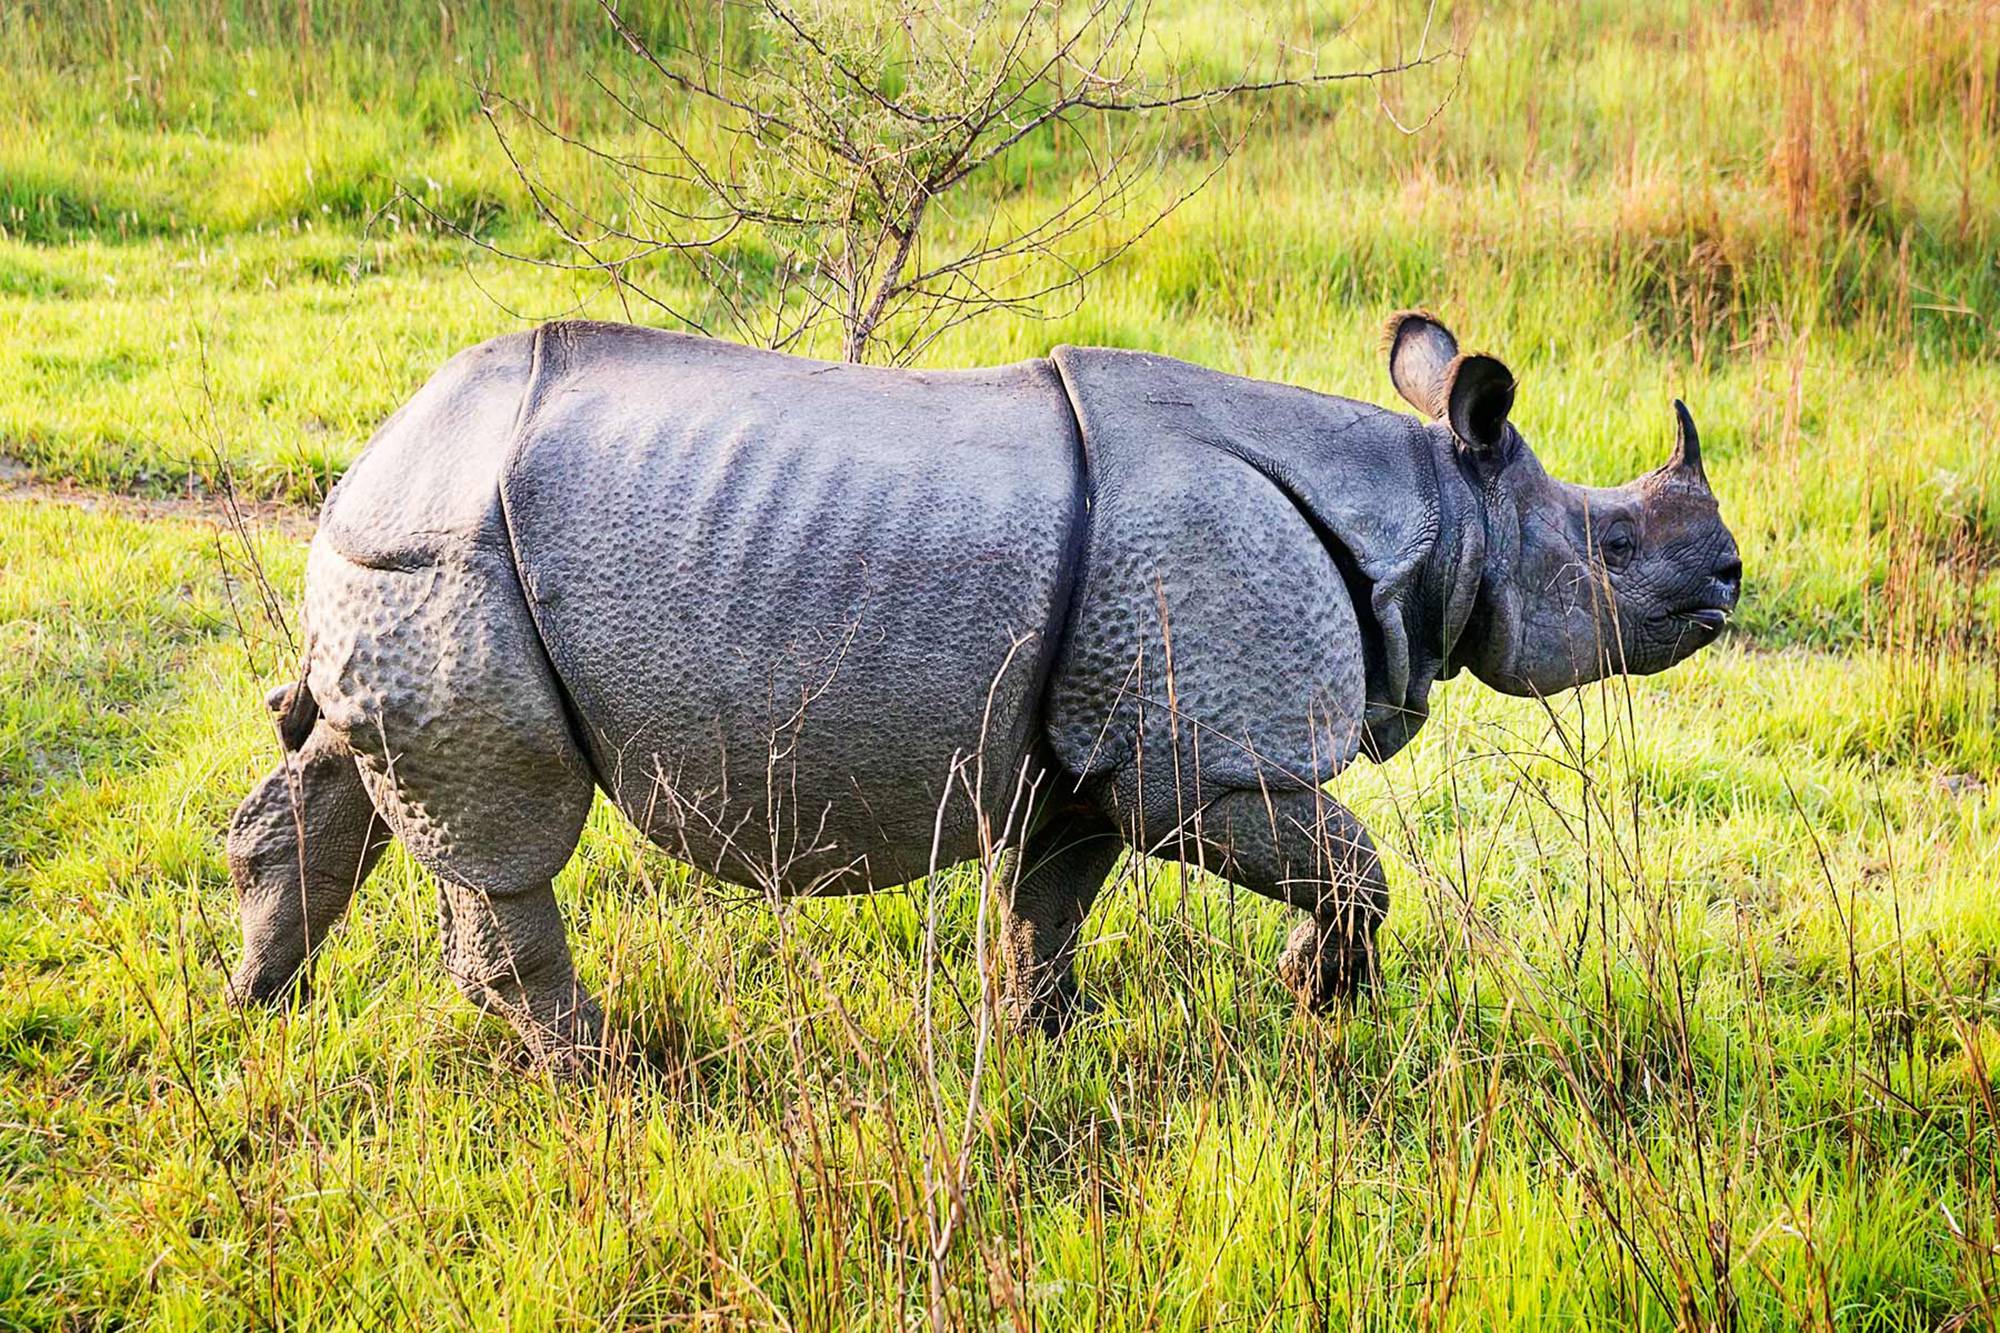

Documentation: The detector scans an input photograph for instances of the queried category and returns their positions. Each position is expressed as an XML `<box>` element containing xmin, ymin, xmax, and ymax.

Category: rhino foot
<box><xmin>1277</xmin><ymin>916</ymin><xmax>1380</xmax><ymax>1012</ymax></box>
<box><xmin>1006</xmin><ymin>979</ymin><xmax>1102</xmax><ymax>1040</ymax></box>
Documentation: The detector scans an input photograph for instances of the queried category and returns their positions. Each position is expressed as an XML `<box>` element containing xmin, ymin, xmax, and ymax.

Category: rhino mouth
<box><xmin>1670</xmin><ymin>606</ymin><xmax>1731</xmax><ymax>636</ymax></box>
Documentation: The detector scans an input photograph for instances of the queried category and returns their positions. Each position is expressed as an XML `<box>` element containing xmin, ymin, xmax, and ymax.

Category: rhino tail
<box><xmin>265</xmin><ymin>671</ymin><xmax>320</xmax><ymax>753</ymax></box>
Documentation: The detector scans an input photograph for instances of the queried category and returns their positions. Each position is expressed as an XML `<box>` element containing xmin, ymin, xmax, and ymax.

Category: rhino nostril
<box><xmin>1709</xmin><ymin>556</ymin><xmax>1743</xmax><ymax>610</ymax></box>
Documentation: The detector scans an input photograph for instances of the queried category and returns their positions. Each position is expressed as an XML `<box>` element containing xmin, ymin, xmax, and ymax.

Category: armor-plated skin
<box><xmin>503</xmin><ymin>324</ymin><xmax>1081</xmax><ymax>894</ymax></box>
<box><xmin>225</xmin><ymin>313</ymin><xmax>1742</xmax><ymax>1065</ymax></box>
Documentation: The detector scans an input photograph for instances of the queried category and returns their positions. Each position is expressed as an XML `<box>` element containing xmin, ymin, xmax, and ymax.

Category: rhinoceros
<box><xmin>226</xmin><ymin>312</ymin><xmax>1741</xmax><ymax>1065</ymax></box>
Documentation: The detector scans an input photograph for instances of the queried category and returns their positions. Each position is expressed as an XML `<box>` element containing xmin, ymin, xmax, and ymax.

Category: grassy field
<box><xmin>4</xmin><ymin>0</ymin><xmax>1999</xmax><ymax>1327</ymax></box>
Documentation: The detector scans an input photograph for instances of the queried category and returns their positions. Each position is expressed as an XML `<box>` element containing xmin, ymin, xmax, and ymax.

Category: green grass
<box><xmin>3</xmin><ymin>0</ymin><xmax>1999</xmax><ymax>1327</ymax></box>
<box><xmin>2</xmin><ymin>1</ymin><xmax>1995</xmax><ymax>655</ymax></box>
<box><xmin>4</xmin><ymin>498</ymin><xmax>1997</xmax><ymax>1328</ymax></box>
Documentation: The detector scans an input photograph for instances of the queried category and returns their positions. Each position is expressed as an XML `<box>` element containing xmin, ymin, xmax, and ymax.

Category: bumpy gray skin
<box><xmin>227</xmin><ymin>313</ymin><xmax>1741</xmax><ymax>1066</ymax></box>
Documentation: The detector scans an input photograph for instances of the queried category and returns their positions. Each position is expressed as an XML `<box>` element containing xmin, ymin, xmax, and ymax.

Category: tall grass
<box><xmin>1</xmin><ymin>1</ymin><xmax>1994</xmax><ymax>655</ymax></box>
<box><xmin>2</xmin><ymin>1</ymin><xmax>1998</xmax><ymax>1328</ymax></box>
<box><xmin>3</xmin><ymin>496</ymin><xmax>1995</xmax><ymax>1327</ymax></box>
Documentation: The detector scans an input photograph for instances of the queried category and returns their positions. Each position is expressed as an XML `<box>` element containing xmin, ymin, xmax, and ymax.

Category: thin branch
<box><xmin>473</xmin><ymin>0</ymin><xmax>1462</xmax><ymax>362</ymax></box>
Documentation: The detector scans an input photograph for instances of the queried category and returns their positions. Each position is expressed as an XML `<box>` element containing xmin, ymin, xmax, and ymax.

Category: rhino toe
<box><xmin>1277</xmin><ymin>917</ymin><xmax>1379</xmax><ymax>1012</ymax></box>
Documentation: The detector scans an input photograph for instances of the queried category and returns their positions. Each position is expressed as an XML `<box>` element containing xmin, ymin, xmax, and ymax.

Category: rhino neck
<box><xmin>1210</xmin><ymin>410</ymin><xmax>1485</xmax><ymax>759</ymax></box>
<box><xmin>1440</xmin><ymin>432</ymin><xmax>1530</xmax><ymax>688</ymax></box>
<box><xmin>1421</xmin><ymin>425</ymin><xmax>1490</xmax><ymax>687</ymax></box>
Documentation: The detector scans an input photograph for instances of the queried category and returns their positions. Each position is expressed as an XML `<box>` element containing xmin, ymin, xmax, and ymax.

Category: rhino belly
<box><xmin>499</xmin><ymin>324</ymin><xmax>1081</xmax><ymax>894</ymax></box>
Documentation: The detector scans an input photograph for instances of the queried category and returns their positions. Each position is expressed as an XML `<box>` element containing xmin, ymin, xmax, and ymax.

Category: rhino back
<box><xmin>317</xmin><ymin>332</ymin><xmax>537</xmax><ymax>568</ymax></box>
<box><xmin>501</xmin><ymin>323</ymin><xmax>1081</xmax><ymax>893</ymax></box>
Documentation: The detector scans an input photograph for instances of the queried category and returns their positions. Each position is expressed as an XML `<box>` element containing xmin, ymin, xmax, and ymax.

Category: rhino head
<box><xmin>1385</xmin><ymin>312</ymin><xmax>1742</xmax><ymax>696</ymax></box>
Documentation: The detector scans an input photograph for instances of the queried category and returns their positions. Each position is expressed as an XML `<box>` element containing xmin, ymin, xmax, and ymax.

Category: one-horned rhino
<box><xmin>226</xmin><ymin>312</ymin><xmax>1741</xmax><ymax>1066</ymax></box>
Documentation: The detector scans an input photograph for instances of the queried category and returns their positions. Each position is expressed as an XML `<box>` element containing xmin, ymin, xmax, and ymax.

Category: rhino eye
<box><xmin>1597</xmin><ymin>525</ymin><xmax>1637</xmax><ymax>571</ymax></box>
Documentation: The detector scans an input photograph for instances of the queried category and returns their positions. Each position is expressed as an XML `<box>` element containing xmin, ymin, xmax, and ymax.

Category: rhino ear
<box><xmin>1444</xmin><ymin>353</ymin><xmax>1516</xmax><ymax>456</ymax></box>
<box><xmin>1384</xmin><ymin>310</ymin><xmax>1460</xmax><ymax>417</ymax></box>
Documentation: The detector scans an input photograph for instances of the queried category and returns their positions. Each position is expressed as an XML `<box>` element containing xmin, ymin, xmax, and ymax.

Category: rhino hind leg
<box><xmin>1002</xmin><ymin>806</ymin><xmax>1123</xmax><ymax>1037</ymax></box>
<box><xmin>226</xmin><ymin>723</ymin><xmax>392</xmax><ymax>1007</ymax></box>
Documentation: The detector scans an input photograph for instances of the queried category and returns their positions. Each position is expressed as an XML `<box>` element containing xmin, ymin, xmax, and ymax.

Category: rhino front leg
<box><xmin>1136</xmin><ymin>785</ymin><xmax>1386</xmax><ymax>1010</ymax></box>
<box><xmin>1002</xmin><ymin>806</ymin><xmax>1123</xmax><ymax>1037</ymax></box>
<box><xmin>1217</xmin><ymin>788</ymin><xmax>1386</xmax><ymax>1007</ymax></box>
<box><xmin>437</xmin><ymin>878</ymin><xmax>605</xmax><ymax>1069</ymax></box>
<box><xmin>348</xmin><ymin>746</ymin><xmax>605</xmax><ymax>1073</ymax></box>
<box><xmin>313</xmin><ymin>540</ymin><xmax>607</xmax><ymax>1073</ymax></box>
<box><xmin>350</xmin><ymin>741</ymin><xmax>605</xmax><ymax>1072</ymax></box>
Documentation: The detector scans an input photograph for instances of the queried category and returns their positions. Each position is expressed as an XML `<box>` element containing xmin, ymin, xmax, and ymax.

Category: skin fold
<box><xmin>227</xmin><ymin>312</ymin><xmax>1741</xmax><ymax>1068</ymax></box>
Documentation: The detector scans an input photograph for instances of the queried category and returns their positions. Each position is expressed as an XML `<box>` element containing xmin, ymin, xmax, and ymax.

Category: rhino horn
<box><xmin>1668</xmin><ymin>399</ymin><xmax>1707</xmax><ymax>484</ymax></box>
<box><xmin>1384</xmin><ymin>310</ymin><xmax>1460</xmax><ymax>418</ymax></box>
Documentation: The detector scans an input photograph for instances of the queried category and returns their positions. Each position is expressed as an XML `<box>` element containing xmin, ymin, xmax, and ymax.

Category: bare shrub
<box><xmin>426</xmin><ymin>0</ymin><xmax>1455</xmax><ymax>363</ymax></box>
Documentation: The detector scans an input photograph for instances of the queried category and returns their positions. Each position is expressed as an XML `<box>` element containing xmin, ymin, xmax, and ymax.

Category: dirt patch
<box><xmin>0</xmin><ymin>457</ymin><xmax>317</xmax><ymax>540</ymax></box>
